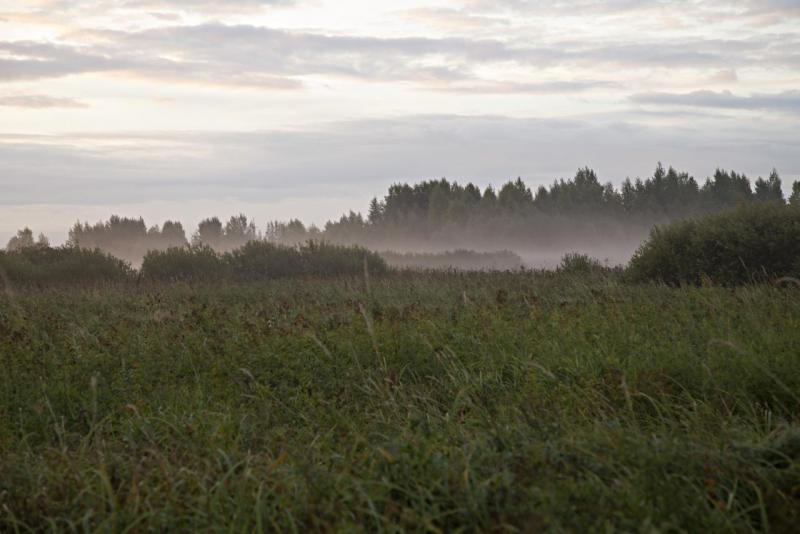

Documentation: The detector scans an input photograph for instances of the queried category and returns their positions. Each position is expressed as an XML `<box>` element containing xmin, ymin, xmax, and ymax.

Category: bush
<box><xmin>0</xmin><ymin>246</ymin><xmax>132</xmax><ymax>287</ymax></box>
<box><xmin>627</xmin><ymin>203</ymin><xmax>800</xmax><ymax>285</ymax></box>
<box><xmin>141</xmin><ymin>246</ymin><xmax>227</xmax><ymax>282</ymax></box>
<box><xmin>141</xmin><ymin>241</ymin><xmax>387</xmax><ymax>282</ymax></box>
<box><xmin>227</xmin><ymin>241</ymin><xmax>302</xmax><ymax>280</ymax></box>
<box><xmin>558</xmin><ymin>252</ymin><xmax>605</xmax><ymax>274</ymax></box>
<box><xmin>299</xmin><ymin>241</ymin><xmax>387</xmax><ymax>277</ymax></box>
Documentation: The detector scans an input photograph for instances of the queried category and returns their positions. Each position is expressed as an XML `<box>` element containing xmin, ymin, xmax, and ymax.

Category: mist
<box><xmin>6</xmin><ymin>164</ymin><xmax>796</xmax><ymax>271</ymax></box>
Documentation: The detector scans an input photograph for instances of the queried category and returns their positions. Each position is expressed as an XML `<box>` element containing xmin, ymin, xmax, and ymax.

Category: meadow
<box><xmin>1</xmin><ymin>270</ymin><xmax>798</xmax><ymax>532</ymax></box>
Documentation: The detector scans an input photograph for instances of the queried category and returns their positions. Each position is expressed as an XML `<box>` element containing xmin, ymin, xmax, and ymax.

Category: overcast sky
<box><xmin>1</xmin><ymin>0</ymin><xmax>798</xmax><ymax>242</ymax></box>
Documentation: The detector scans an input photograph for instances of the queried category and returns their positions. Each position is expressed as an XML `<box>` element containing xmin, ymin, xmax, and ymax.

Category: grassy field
<box><xmin>1</xmin><ymin>272</ymin><xmax>799</xmax><ymax>531</ymax></box>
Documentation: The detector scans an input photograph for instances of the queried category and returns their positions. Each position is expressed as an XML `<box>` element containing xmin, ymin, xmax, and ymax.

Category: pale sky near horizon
<box><xmin>1</xmin><ymin>0</ymin><xmax>798</xmax><ymax>243</ymax></box>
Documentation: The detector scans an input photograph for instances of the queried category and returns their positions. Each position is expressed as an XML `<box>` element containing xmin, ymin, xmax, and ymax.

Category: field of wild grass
<box><xmin>1</xmin><ymin>272</ymin><xmax>799</xmax><ymax>531</ymax></box>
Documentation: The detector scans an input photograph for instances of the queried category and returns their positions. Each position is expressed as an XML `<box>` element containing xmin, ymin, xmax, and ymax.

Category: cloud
<box><xmin>462</xmin><ymin>0</ymin><xmax>800</xmax><ymax>17</ymax></box>
<box><xmin>0</xmin><ymin>94</ymin><xmax>87</xmax><ymax>108</ymax></box>
<box><xmin>0</xmin><ymin>41</ymin><xmax>122</xmax><ymax>81</ymax></box>
<box><xmin>2</xmin><ymin>24</ymin><xmax>523</xmax><ymax>87</ymax></box>
<box><xmin>630</xmin><ymin>90</ymin><xmax>800</xmax><ymax>112</ymax></box>
<box><xmin>707</xmin><ymin>69</ymin><xmax>738</xmax><ymax>83</ymax></box>
<box><xmin>0</xmin><ymin>114</ymin><xmax>796</xmax><ymax>209</ymax></box>
<box><xmin>14</xmin><ymin>0</ymin><xmax>294</xmax><ymax>18</ymax></box>
<box><xmin>1</xmin><ymin>20</ymin><xmax>789</xmax><ymax>92</ymax></box>
<box><xmin>434</xmin><ymin>80</ymin><xmax>621</xmax><ymax>94</ymax></box>
<box><xmin>396</xmin><ymin>7</ymin><xmax>511</xmax><ymax>33</ymax></box>
<box><xmin>124</xmin><ymin>0</ymin><xmax>292</xmax><ymax>6</ymax></box>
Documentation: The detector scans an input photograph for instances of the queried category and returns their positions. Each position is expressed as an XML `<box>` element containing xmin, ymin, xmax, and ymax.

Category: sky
<box><xmin>1</xmin><ymin>0</ymin><xmax>798</xmax><ymax>243</ymax></box>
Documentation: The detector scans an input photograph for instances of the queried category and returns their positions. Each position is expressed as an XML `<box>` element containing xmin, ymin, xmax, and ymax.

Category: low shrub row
<box><xmin>141</xmin><ymin>240</ymin><xmax>387</xmax><ymax>282</ymax></box>
<box><xmin>0</xmin><ymin>241</ymin><xmax>386</xmax><ymax>286</ymax></box>
<box><xmin>0</xmin><ymin>246</ymin><xmax>132</xmax><ymax>287</ymax></box>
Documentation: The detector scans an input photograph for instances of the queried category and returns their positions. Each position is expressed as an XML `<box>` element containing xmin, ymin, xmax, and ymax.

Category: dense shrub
<box><xmin>141</xmin><ymin>241</ymin><xmax>387</xmax><ymax>282</ymax></box>
<box><xmin>381</xmin><ymin>249</ymin><xmax>524</xmax><ymax>271</ymax></box>
<box><xmin>299</xmin><ymin>241</ymin><xmax>387</xmax><ymax>277</ymax></box>
<box><xmin>141</xmin><ymin>246</ymin><xmax>228</xmax><ymax>282</ymax></box>
<box><xmin>558</xmin><ymin>252</ymin><xmax>606</xmax><ymax>274</ymax></box>
<box><xmin>627</xmin><ymin>203</ymin><xmax>800</xmax><ymax>285</ymax></box>
<box><xmin>0</xmin><ymin>246</ymin><xmax>131</xmax><ymax>286</ymax></box>
<box><xmin>226</xmin><ymin>241</ymin><xmax>303</xmax><ymax>280</ymax></box>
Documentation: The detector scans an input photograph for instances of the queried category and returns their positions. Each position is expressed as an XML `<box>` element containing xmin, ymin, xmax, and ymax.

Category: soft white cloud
<box><xmin>0</xmin><ymin>94</ymin><xmax>86</xmax><ymax>107</ymax></box>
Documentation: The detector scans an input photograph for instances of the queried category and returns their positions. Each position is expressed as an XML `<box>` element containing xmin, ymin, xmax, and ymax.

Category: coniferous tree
<box><xmin>790</xmin><ymin>181</ymin><xmax>800</xmax><ymax>207</ymax></box>
<box><xmin>368</xmin><ymin>197</ymin><xmax>384</xmax><ymax>224</ymax></box>
<box><xmin>754</xmin><ymin>169</ymin><xmax>784</xmax><ymax>202</ymax></box>
<box><xmin>498</xmin><ymin>178</ymin><xmax>532</xmax><ymax>211</ymax></box>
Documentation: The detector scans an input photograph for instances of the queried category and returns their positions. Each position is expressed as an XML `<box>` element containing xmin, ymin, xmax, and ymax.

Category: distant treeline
<box><xmin>5</xmin><ymin>164</ymin><xmax>799</xmax><ymax>263</ymax></box>
<box><xmin>322</xmin><ymin>164</ymin><xmax>797</xmax><ymax>249</ymax></box>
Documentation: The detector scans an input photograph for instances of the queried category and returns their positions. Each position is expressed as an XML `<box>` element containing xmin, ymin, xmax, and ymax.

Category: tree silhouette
<box><xmin>6</xmin><ymin>228</ymin><xmax>36</xmax><ymax>251</ymax></box>
<box><xmin>193</xmin><ymin>217</ymin><xmax>224</xmax><ymax>249</ymax></box>
<box><xmin>754</xmin><ymin>169</ymin><xmax>784</xmax><ymax>203</ymax></box>
<box><xmin>224</xmin><ymin>214</ymin><xmax>257</xmax><ymax>250</ymax></box>
<box><xmin>790</xmin><ymin>181</ymin><xmax>800</xmax><ymax>207</ymax></box>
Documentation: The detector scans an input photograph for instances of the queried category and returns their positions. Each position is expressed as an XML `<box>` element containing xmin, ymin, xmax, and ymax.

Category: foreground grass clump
<box><xmin>142</xmin><ymin>240</ymin><xmax>386</xmax><ymax>282</ymax></box>
<box><xmin>1</xmin><ymin>273</ymin><xmax>798</xmax><ymax>531</ymax></box>
<box><xmin>628</xmin><ymin>202</ymin><xmax>800</xmax><ymax>285</ymax></box>
<box><xmin>0</xmin><ymin>246</ymin><xmax>131</xmax><ymax>287</ymax></box>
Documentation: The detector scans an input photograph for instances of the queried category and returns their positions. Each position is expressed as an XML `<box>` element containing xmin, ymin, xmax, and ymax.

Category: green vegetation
<box><xmin>0</xmin><ymin>246</ymin><xmax>131</xmax><ymax>287</ymax></box>
<box><xmin>628</xmin><ymin>203</ymin><xmax>800</xmax><ymax>286</ymax></box>
<box><xmin>557</xmin><ymin>252</ymin><xmax>608</xmax><ymax>275</ymax></box>
<box><xmin>139</xmin><ymin>245</ymin><xmax>227</xmax><ymax>282</ymax></box>
<box><xmin>1</xmin><ymin>273</ymin><xmax>798</xmax><ymax>531</ymax></box>
<box><xmin>142</xmin><ymin>241</ymin><xmax>386</xmax><ymax>282</ymax></box>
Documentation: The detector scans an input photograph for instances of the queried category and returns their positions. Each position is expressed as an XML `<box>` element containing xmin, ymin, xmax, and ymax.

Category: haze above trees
<box><xmin>6</xmin><ymin>164</ymin><xmax>799</xmax><ymax>265</ymax></box>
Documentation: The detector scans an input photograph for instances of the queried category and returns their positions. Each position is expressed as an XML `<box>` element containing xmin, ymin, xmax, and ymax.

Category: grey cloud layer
<box><xmin>464</xmin><ymin>0</ymin><xmax>800</xmax><ymax>17</ymax></box>
<box><xmin>1</xmin><ymin>114</ymin><xmax>796</xmax><ymax>207</ymax></box>
<box><xmin>0</xmin><ymin>41</ymin><xmax>122</xmax><ymax>81</ymax></box>
<box><xmin>1</xmin><ymin>22</ymin><xmax>794</xmax><ymax>90</ymax></box>
<box><xmin>632</xmin><ymin>90</ymin><xmax>800</xmax><ymax>112</ymax></box>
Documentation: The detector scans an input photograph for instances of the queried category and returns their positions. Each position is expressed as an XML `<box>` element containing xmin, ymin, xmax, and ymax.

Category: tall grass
<box><xmin>0</xmin><ymin>273</ymin><xmax>798</xmax><ymax>530</ymax></box>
